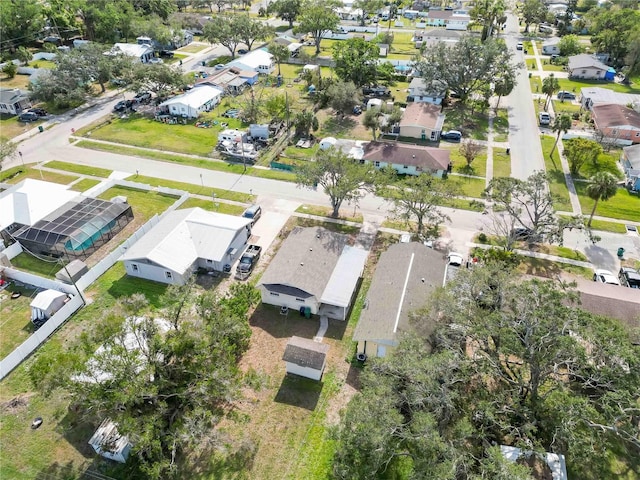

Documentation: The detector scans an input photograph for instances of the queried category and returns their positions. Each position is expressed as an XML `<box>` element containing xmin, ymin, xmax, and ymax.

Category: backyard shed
<box><xmin>88</xmin><ymin>419</ymin><xmax>132</xmax><ymax>463</ymax></box>
<box><xmin>282</xmin><ymin>336</ymin><xmax>329</xmax><ymax>381</ymax></box>
<box><xmin>367</xmin><ymin>98</ymin><xmax>383</xmax><ymax>110</ymax></box>
<box><xmin>30</xmin><ymin>289</ymin><xmax>68</xmax><ymax>322</ymax></box>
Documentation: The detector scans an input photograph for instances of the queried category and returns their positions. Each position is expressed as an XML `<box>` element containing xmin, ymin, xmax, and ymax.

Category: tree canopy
<box><xmin>295</xmin><ymin>0</ymin><xmax>341</xmax><ymax>54</ymax></box>
<box><xmin>268</xmin><ymin>0</ymin><xmax>302</xmax><ymax>28</ymax></box>
<box><xmin>332</xmin><ymin>37</ymin><xmax>380</xmax><ymax>87</ymax></box>
<box><xmin>333</xmin><ymin>263</ymin><xmax>640</xmax><ymax>479</ymax></box>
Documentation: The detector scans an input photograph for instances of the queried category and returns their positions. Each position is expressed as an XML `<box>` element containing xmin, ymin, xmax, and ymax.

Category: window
<box><xmin>403</xmin><ymin>165</ymin><xmax>408</xmax><ymax>169</ymax></box>
<box><xmin>374</xmin><ymin>161</ymin><xmax>381</xmax><ymax>167</ymax></box>
<box><xmin>165</xmin><ymin>271</ymin><xmax>172</xmax><ymax>279</ymax></box>
<box><xmin>581</xmin><ymin>70</ymin><xmax>586</xmax><ymax>74</ymax></box>
<box><xmin>132</xmin><ymin>264</ymin><xmax>138</xmax><ymax>272</ymax></box>
<box><xmin>635</xmin><ymin>132</ymin><xmax>640</xmax><ymax>137</ymax></box>
<box><xmin>270</xmin><ymin>292</ymin><xmax>280</xmax><ymax>297</ymax></box>
<box><xmin>295</xmin><ymin>298</ymin><xmax>305</xmax><ymax>302</ymax></box>
<box><xmin>206</xmin><ymin>259</ymin><xmax>213</xmax><ymax>264</ymax></box>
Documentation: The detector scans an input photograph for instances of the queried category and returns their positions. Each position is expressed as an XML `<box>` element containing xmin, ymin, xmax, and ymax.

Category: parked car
<box><xmin>557</xmin><ymin>91</ymin><xmax>576</xmax><ymax>100</ymax></box>
<box><xmin>593</xmin><ymin>269</ymin><xmax>620</xmax><ymax>285</ymax></box>
<box><xmin>214</xmin><ymin>63</ymin><xmax>227</xmax><ymax>70</ymax></box>
<box><xmin>352</xmin><ymin>105</ymin><xmax>362</xmax><ymax>115</ymax></box>
<box><xmin>159</xmin><ymin>50</ymin><xmax>174</xmax><ymax>58</ymax></box>
<box><xmin>134</xmin><ymin>91</ymin><xmax>152</xmax><ymax>103</ymax></box>
<box><xmin>447</xmin><ymin>252</ymin><xmax>464</xmax><ymax>267</ymax></box>
<box><xmin>362</xmin><ymin>86</ymin><xmax>391</xmax><ymax>97</ymax></box>
<box><xmin>538</xmin><ymin>112</ymin><xmax>551</xmax><ymax>126</ymax></box>
<box><xmin>242</xmin><ymin>204</ymin><xmax>262</xmax><ymax>225</ymax></box>
<box><xmin>619</xmin><ymin>267</ymin><xmax>640</xmax><ymax>288</ymax></box>
<box><xmin>512</xmin><ymin>227</ymin><xmax>534</xmax><ymax>240</ymax></box>
<box><xmin>18</xmin><ymin>112</ymin><xmax>39</xmax><ymax>122</ymax></box>
<box><xmin>148</xmin><ymin>57</ymin><xmax>163</xmax><ymax>64</ymax></box>
<box><xmin>28</xmin><ymin>107</ymin><xmax>48</xmax><ymax>117</ymax></box>
<box><xmin>516</xmin><ymin>42</ymin><xmax>523</xmax><ymax>50</ymax></box>
<box><xmin>237</xmin><ymin>49</ymin><xmax>248</xmax><ymax>55</ymax></box>
<box><xmin>440</xmin><ymin>130</ymin><xmax>462</xmax><ymax>142</ymax></box>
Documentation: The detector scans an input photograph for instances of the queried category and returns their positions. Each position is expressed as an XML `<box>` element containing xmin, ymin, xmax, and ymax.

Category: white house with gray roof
<box><xmin>258</xmin><ymin>226</ymin><xmax>368</xmax><ymax>320</ymax></box>
<box><xmin>0</xmin><ymin>88</ymin><xmax>31</xmax><ymax>115</ymax></box>
<box><xmin>567</xmin><ymin>54</ymin><xmax>608</xmax><ymax>80</ymax></box>
<box><xmin>353</xmin><ymin>242</ymin><xmax>446</xmax><ymax>358</ymax></box>
<box><xmin>120</xmin><ymin>207</ymin><xmax>252</xmax><ymax>285</ymax></box>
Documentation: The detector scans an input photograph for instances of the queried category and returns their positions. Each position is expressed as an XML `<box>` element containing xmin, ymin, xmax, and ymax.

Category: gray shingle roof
<box><xmin>353</xmin><ymin>242</ymin><xmax>446</xmax><ymax>344</ymax></box>
<box><xmin>258</xmin><ymin>226</ymin><xmax>349</xmax><ymax>299</ymax></box>
<box><xmin>568</xmin><ymin>54</ymin><xmax>608</xmax><ymax>71</ymax></box>
<box><xmin>282</xmin><ymin>336</ymin><xmax>329</xmax><ymax>369</ymax></box>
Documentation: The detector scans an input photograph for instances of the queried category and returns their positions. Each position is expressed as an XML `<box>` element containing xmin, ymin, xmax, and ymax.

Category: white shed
<box><xmin>30</xmin><ymin>289</ymin><xmax>68</xmax><ymax>322</ymax></box>
<box><xmin>88</xmin><ymin>419</ymin><xmax>132</xmax><ymax>464</ymax></box>
<box><xmin>282</xmin><ymin>336</ymin><xmax>329</xmax><ymax>381</ymax></box>
<box><xmin>319</xmin><ymin>137</ymin><xmax>337</xmax><ymax>150</ymax></box>
<box><xmin>367</xmin><ymin>98</ymin><xmax>383</xmax><ymax>110</ymax></box>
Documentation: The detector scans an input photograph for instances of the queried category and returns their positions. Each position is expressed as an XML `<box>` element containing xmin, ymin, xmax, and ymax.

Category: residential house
<box><xmin>0</xmin><ymin>88</ymin><xmax>31</xmax><ymax>115</ymax></box>
<box><xmin>580</xmin><ymin>87</ymin><xmax>640</xmax><ymax>111</ymax></box>
<box><xmin>121</xmin><ymin>207</ymin><xmax>252</xmax><ymax>285</ymax></box>
<box><xmin>622</xmin><ymin>144</ymin><xmax>640</xmax><ymax>191</ymax></box>
<box><xmin>542</xmin><ymin>39</ymin><xmax>560</xmax><ymax>55</ymax></box>
<box><xmin>591</xmin><ymin>103</ymin><xmax>640</xmax><ymax>145</ymax></box>
<box><xmin>361</xmin><ymin>142</ymin><xmax>451</xmax><ymax>177</ymax></box>
<box><xmin>336</xmin><ymin>6</ymin><xmax>362</xmax><ymax>20</ymax></box>
<box><xmin>107</xmin><ymin>43</ymin><xmax>155</xmax><ymax>63</ymax></box>
<box><xmin>195</xmin><ymin>68</ymin><xmax>249</xmax><ymax>95</ymax></box>
<box><xmin>407</xmin><ymin>77</ymin><xmax>447</xmax><ymax>105</ymax></box>
<box><xmin>282</xmin><ymin>336</ymin><xmax>330</xmax><ymax>381</ymax></box>
<box><xmin>272</xmin><ymin>35</ymin><xmax>302</xmax><ymax>57</ymax></box>
<box><xmin>258</xmin><ymin>226</ymin><xmax>368</xmax><ymax>321</ymax></box>
<box><xmin>88</xmin><ymin>419</ymin><xmax>132</xmax><ymax>464</ymax></box>
<box><xmin>353</xmin><ymin>242</ymin><xmax>447</xmax><ymax>358</ymax></box>
<box><xmin>413</xmin><ymin>28</ymin><xmax>461</xmax><ymax>48</ymax></box>
<box><xmin>425</xmin><ymin>10</ymin><xmax>470</xmax><ymax>30</ymax></box>
<box><xmin>159</xmin><ymin>85</ymin><xmax>223</xmax><ymax>118</ymax></box>
<box><xmin>227</xmin><ymin>49</ymin><xmax>275</xmax><ymax>75</ymax></box>
<box><xmin>399</xmin><ymin>103</ymin><xmax>445</xmax><ymax>141</ymax></box>
<box><xmin>567</xmin><ymin>54</ymin><xmax>608</xmax><ymax>80</ymax></box>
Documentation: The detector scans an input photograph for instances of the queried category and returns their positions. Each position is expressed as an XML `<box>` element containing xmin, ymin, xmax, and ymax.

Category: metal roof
<box><xmin>352</xmin><ymin>242</ymin><xmax>446</xmax><ymax>344</ymax></box>
<box><xmin>160</xmin><ymin>85</ymin><xmax>223</xmax><ymax>110</ymax></box>
<box><xmin>88</xmin><ymin>419</ymin><xmax>131</xmax><ymax>455</ymax></box>
<box><xmin>321</xmin><ymin>246</ymin><xmax>368</xmax><ymax>307</ymax></box>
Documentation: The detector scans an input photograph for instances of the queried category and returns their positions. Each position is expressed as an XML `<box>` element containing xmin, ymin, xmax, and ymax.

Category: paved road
<box><xmin>503</xmin><ymin>12</ymin><xmax>546</xmax><ymax>180</ymax></box>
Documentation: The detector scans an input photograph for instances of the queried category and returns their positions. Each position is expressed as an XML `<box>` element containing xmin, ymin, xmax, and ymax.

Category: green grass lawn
<box><xmin>574</xmin><ymin>184</ymin><xmax>640</xmax><ymax>223</ymax></box>
<box><xmin>540</xmin><ymin>135</ymin><xmax>573</xmax><ymax>211</ymax></box>
<box><xmin>283</xmin><ymin>143</ymin><xmax>320</xmax><ymax>160</ymax></box>
<box><xmin>44</xmin><ymin>160</ymin><xmax>112</xmax><ymax>178</ymax></box>
<box><xmin>177</xmin><ymin>197</ymin><xmax>245</xmax><ymax>215</ymax></box>
<box><xmin>28</xmin><ymin>60</ymin><xmax>55</xmax><ymax>69</ymax></box>
<box><xmin>559</xmin><ymin>215</ymin><xmax>628</xmax><ymax>234</ymax></box>
<box><xmin>0</xmin><ymin>114</ymin><xmax>44</xmax><ymax>139</ymax></box>
<box><xmin>0</xmin><ymin>285</ymin><xmax>39</xmax><ymax>359</ymax></box>
<box><xmin>557</xmin><ymin>78</ymin><xmax>640</xmax><ymax>95</ymax></box>
<box><xmin>295</xmin><ymin>204</ymin><xmax>364</xmax><ymax>223</ymax></box>
<box><xmin>75</xmin><ymin>140</ymin><xmax>296</xmax><ymax>182</ymax></box>
<box><xmin>575</xmin><ymin>150</ymin><xmax>623</xmax><ymax>180</ymax></box>
<box><xmin>492</xmin><ymin>148</ymin><xmax>511</xmax><ymax>178</ymax></box>
<box><xmin>551</xmin><ymin>99</ymin><xmax>581</xmax><ymax>115</ymax></box>
<box><xmin>518</xmin><ymin>257</ymin><xmax>594</xmax><ymax>280</ymax></box>
<box><xmin>493</xmin><ymin>109</ymin><xmax>509</xmax><ymax>142</ymax></box>
<box><xmin>5</xmin><ymin>168</ymin><xmax>78</xmax><ymax>185</ymax></box>
<box><xmin>98</xmin><ymin>186</ymin><xmax>178</xmax><ymax>220</ymax></box>
<box><xmin>452</xmin><ymin>176</ymin><xmax>487</xmax><ymax>198</ymax></box>
<box><xmin>178</xmin><ymin>43</ymin><xmax>209</xmax><ymax>53</ymax></box>
<box><xmin>530</xmin><ymin>76</ymin><xmax>543</xmax><ymax>94</ymax></box>
<box><xmin>448</xmin><ymin>148</ymin><xmax>487</xmax><ymax>177</ymax></box>
<box><xmin>9</xmin><ymin>252</ymin><xmax>66</xmax><ymax>278</ymax></box>
<box><xmin>70</xmin><ymin>178</ymin><xmax>100</xmax><ymax>192</ymax></box>
<box><xmin>127</xmin><ymin>174</ymin><xmax>254</xmax><ymax>203</ymax></box>
<box><xmin>443</xmin><ymin>106</ymin><xmax>490</xmax><ymax>141</ymax></box>
<box><xmin>542</xmin><ymin>63</ymin><xmax>566</xmax><ymax>72</ymax></box>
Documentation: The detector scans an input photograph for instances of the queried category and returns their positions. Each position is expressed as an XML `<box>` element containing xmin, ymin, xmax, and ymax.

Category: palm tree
<box><xmin>550</xmin><ymin>113</ymin><xmax>572</xmax><ymax>157</ymax></box>
<box><xmin>586</xmin><ymin>172</ymin><xmax>618</xmax><ymax>227</ymax></box>
<box><xmin>541</xmin><ymin>74</ymin><xmax>559</xmax><ymax>111</ymax></box>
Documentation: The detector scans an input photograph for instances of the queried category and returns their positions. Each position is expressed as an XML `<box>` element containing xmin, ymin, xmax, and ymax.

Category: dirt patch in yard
<box><xmin>0</xmin><ymin>394</ymin><xmax>34</xmax><ymax>413</ymax></box>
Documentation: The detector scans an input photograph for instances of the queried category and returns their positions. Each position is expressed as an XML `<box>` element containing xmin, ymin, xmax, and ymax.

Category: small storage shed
<box><xmin>88</xmin><ymin>419</ymin><xmax>132</xmax><ymax>464</ymax></box>
<box><xmin>283</xmin><ymin>336</ymin><xmax>329</xmax><ymax>381</ymax></box>
<box><xmin>319</xmin><ymin>137</ymin><xmax>337</xmax><ymax>150</ymax></box>
<box><xmin>30</xmin><ymin>289</ymin><xmax>68</xmax><ymax>322</ymax></box>
<box><xmin>55</xmin><ymin>259</ymin><xmax>88</xmax><ymax>284</ymax></box>
<box><xmin>367</xmin><ymin>98</ymin><xmax>383</xmax><ymax>110</ymax></box>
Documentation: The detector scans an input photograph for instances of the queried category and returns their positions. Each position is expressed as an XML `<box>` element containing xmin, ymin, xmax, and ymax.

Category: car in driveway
<box><xmin>148</xmin><ymin>57</ymin><xmax>163</xmax><ymax>64</ymax></box>
<box><xmin>18</xmin><ymin>111</ymin><xmax>39</xmax><ymax>122</ymax></box>
<box><xmin>538</xmin><ymin>112</ymin><xmax>551</xmax><ymax>125</ymax></box>
<box><xmin>159</xmin><ymin>50</ymin><xmax>174</xmax><ymax>58</ymax></box>
<box><xmin>557</xmin><ymin>91</ymin><xmax>576</xmax><ymax>100</ymax></box>
<box><xmin>447</xmin><ymin>252</ymin><xmax>465</xmax><ymax>267</ymax></box>
<box><xmin>516</xmin><ymin>42</ymin><xmax>523</xmax><ymax>50</ymax></box>
<box><xmin>593</xmin><ymin>269</ymin><xmax>620</xmax><ymax>285</ymax></box>
<box><xmin>133</xmin><ymin>91</ymin><xmax>152</xmax><ymax>103</ymax></box>
<box><xmin>440</xmin><ymin>130</ymin><xmax>462</xmax><ymax>142</ymax></box>
<box><xmin>619</xmin><ymin>267</ymin><xmax>640</xmax><ymax>288</ymax></box>
<box><xmin>242</xmin><ymin>204</ymin><xmax>262</xmax><ymax>225</ymax></box>
<box><xmin>28</xmin><ymin>107</ymin><xmax>48</xmax><ymax>117</ymax></box>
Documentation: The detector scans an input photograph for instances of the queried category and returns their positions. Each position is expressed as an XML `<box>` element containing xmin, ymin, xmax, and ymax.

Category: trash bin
<box><xmin>38</xmin><ymin>125</ymin><xmax>44</xmax><ymax>133</ymax></box>
<box><xmin>617</xmin><ymin>247</ymin><xmax>625</xmax><ymax>258</ymax></box>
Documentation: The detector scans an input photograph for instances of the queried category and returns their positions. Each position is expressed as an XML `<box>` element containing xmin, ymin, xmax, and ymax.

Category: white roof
<box><xmin>320</xmin><ymin>137</ymin><xmax>337</xmax><ymax>144</ymax></box>
<box><xmin>228</xmin><ymin>49</ymin><xmax>273</xmax><ymax>70</ymax></box>
<box><xmin>0</xmin><ymin>179</ymin><xmax>79</xmax><ymax>231</ymax></box>
<box><xmin>111</xmin><ymin>43</ymin><xmax>153</xmax><ymax>58</ymax></box>
<box><xmin>581</xmin><ymin>87</ymin><xmax>640</xmax><ymax>106</ymax></box>
<box><xmin>321</xmin><ymin>246</ymin><xmax>368</xmax><ymax>307</ymax></box>
<box><xmin>120</xmin><ymin>207</ymin><xmax>252</xmax><ymax>273</ymax></box>
<box><xmin>30</xmin><ymin>289</ymin><xmax>67</xmax><ymax>310</ymax></box>
<box><xmin>88</xmin><ymin>419</ymin><xmax>130</xmax><ymax>454</ymax></box>
<box><xmin>159</xmin><ymin>85</ymin><xmax>222</xmax><ymax>110</ymax></box>
<box><xmin>500</xmin><ymin>446</ymin><xmax>568</xmax><ymax>480</ymax></box>
<box><xmin>287</xmin><ymin>43</ymin><xmax>303</xmax><ymax>52</ymax></box>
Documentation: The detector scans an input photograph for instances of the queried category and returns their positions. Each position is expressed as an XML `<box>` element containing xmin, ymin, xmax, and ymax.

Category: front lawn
<box><xmin>557</xmin><ymin>78</ymin><xmax>640</xmax><ymax>95</ymax></box>
<box><xmin>295</xmin><ymin>204</ymin><xmax>364</xmax><ymax>223</ymax></box>
<box><xmin>493</xmin><ymin>109</ymin><xmax>509</xmax><ymax>142</ymax></box>
<box><xmin>70</xmin><ymin>178</ymin><xmax>100</xmax><ymax>192</ymax></box>
<box><xmin>540</xmin><ymin>135</ymin><xmax>572</xmax><ymax>211</ymax></box>
<box><xmin>0</xmin><ymin>114</ymin><xmax>44</xmax><ymax>140</ymax></box>
<box><xmin>448</xmin><ymin>147</ymin><xmax>487</xmax><ymax>177</ymax></box>
<box><xmin>453</xmin><ymin>176</ymin><xmax>487</xmax><ymax>198</ymax></box>
<box><xmin>44</xmin><ymin>160</ymin><xmax>112</xmax><ymax>178</ymax></box>
<box><xmin>5</xmin><ymin>168</ymin><xmax>78</xmax><ymax>185</ymax></box>
<box><xmin>97</xmin><ymin>185</ymin><xmax>178</xmax><ymax>220</ymax></box>
<box><xmin>177</xmin><ymin>44</ymin><xmax>208</xmax><ymax>53</ymax></box>
<box><xmin>492</xmin><ymin>148</ymin><xmax>511</xmax><ymax>178</ymax></box>
<box><xmin>443</xmin><ymin>106</ymin><xmax>490</xmax><ymax>141</ymax></box>
<box><xmin>283</xmin><ymin>143</ymin><xmax>320</xmax><ymax>160</ymax></box>
<box><xmin>559</xmin><ymin>215</ymin><xmax>628</xmax><ymax>234</ymax></box>
<box><xmin>518</xmin><ymin>257</ymin><xmax>593</xmax><ymax>280</ymax></box>
<box><xmin>574</xmin><ymin>184</ymin><xmax>640</xmax><ymax>223</ymax></box>
<box><xmin>177</xmin><ymin>197</ymin><xmax>245</xmax><ymax>215</ymax></box>
<box><xmin>574</xmin><ymin>149</ymin><xmax>623</xmax><ymax>180</ymax></box>
<box><xmin>126</xmin><ymin>174</ymin><xmax>254</xmax><ymax>203</ymax></box>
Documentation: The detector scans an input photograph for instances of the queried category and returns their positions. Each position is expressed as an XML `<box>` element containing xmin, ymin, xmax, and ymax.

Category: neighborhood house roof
<box><xmin>320</xmin><ymin>246</ymin><xmax>369</xmax><ymax>308</ymax></box>
<box><xmin>624</xmin><ymin>144</ymin><xmax>640</xmax><ymax>169</ymax></box>
<box><xmin>88</xmin><ymin>419</ymin><xmax>131</xmax><ymax>456</ymax></box>
<box><xmin>353</xmin><ymin>242</ymin><xmax>446</xmax><ymax>345</ymax></box>
<box><xmin>0</xmin><ymin>179</ymin><xmax>79</xmax><ymax>231</ymax></box>
<box><xmin>258</xmin><ymin>226</ymin><xmax>349</xmax><ymax>299</ymax></box>
<box><xmin>542</xmin><ymin>39</ymin><xmax>560</xmax><ymax>47</ymax></box>
<box><xmin>110</xmin><ymin>43</ymin><xmax>153</xmax><ymax>58</ymax></box>
<box><xmin>228</xmin><ymin>49</ymin><xmax>273</xmax><ymax>71</ymax></box>
<box><xmin>362</xmin><ymin>142</ymin><xmax>451</xmax><ymax>171</ymax></box>
<box><xmin>568</xmin><ymin>54</ymin><xmax>608</xmax><ymax>71</ymax></box>
<box><xmin>160</xmin><ymin>85</ymin><xmax>222</xmax><ymax>109</ymax></box>
<box><xmin>120</xmin><ymin>207</ymin><xmax>252</xmax><ymax>273</ymax></box>
<box><xmin>408</xmin><ymin>77</ymin><xmax>446</xmax><ymax>97</ymax></box>
<box><xmin>591</xmin><ymin>103</ymin><xmax>640</xmax><ymax>129</ymax></box>
<box><xmin>282</xmin><ymin>336</ymin><xmax>329</xmax><ymax>370</ymax></box>
<box><xmin>400</xmin><ymin>103</ymin><xmax>445</xmax><ymax>130</ymax></box>
<box><xmin>0</xmin><ymin>88</ymin><xmax>28</xmax><ymax>105</ymax></box>
<box><xmin>581</xmin><ymin>87</ymin><xmax>640</xmax><ymax>108</ymax></box>
<box><xmin>427</xmin><ymin>9</ymin><xmax>453</xmax><ymax>19</ymax></box>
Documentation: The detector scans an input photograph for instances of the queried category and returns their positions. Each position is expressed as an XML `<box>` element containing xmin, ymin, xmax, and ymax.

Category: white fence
<box><xmin>2</xmin><ymin>242</ymin><xmax>23</xmax><ymax>260</ymax></box>
<box><xmin>3</xmin><ymin>267</ymin><xmax>77</xmax><ymax>295</ymax></box>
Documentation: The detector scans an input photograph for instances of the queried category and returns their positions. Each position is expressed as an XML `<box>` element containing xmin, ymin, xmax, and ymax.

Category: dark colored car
<box><xmin>619</xmin><ymin>267</ymin><xmax>640</xmax><ymax>288</ymax></box>
<box><xmin>18</xmin><ymin>111</ymin><xmax>39</xmax><ymax>122</ymax></box>
<box><xmin>238</xmin><ymin>49</ymin><xmax>248</xmax><ymax>55</ymax></box>
<box><xmin>440</xmin><ymin>130</ymin><xmax>462</xmax><ymax>142</ymax></box>
<box><xmin>28</xmin><ymin>107</ymin><xmax>48</xmax><ymax>117</ymax></box>
<box><xmin>113</xmin><ymin>100</ymin><xmax>134</xmax><ymax>112</ymax></box>
<box><xmin>159</xmin><ymin>50</ymin><xmax>174</xmax><ymax>58</ymax></box>
<box><xmin>362</xmin><ymin>86</ymin><xmax>391</xmax><ymax>97</ymax></box>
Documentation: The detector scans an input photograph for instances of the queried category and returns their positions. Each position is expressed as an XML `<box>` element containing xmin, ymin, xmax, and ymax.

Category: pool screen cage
<box><xmin>12</xmin><ymin>197</ymin><xmax>133</xmax><ymax>260</ymax></box>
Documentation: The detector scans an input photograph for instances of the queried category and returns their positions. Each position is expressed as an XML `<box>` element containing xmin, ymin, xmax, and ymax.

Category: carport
<box><xmin>318</xmin><ymin>246</ymin><xmax>368</xmax><ymax>320</ymax></box>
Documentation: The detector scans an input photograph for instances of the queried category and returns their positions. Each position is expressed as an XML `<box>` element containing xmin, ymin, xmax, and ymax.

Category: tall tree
<box><xmin>353</xmin><ymin>0</ymin><xmax>384</xmax><ymax>26</ymax></box>
<box><xmin>589</xmin><ymin>8</ymin><xmax>640</xmax><ymax>67</ymax></box>
<box><xmin>0</xmin><ymin>0</ymin><xmax>44</xmax><ymax>51</ymax></box>
<box><xmin>295</xmin><ymin>0</ymin><xmax>341</xmax><ymax>55</ymax></box>
<box><xmin>362</xmin><ymin>107</ymin><xmax>383</xmax><ymax>141</ymax></box>
<box><xmin>268</xmin><ymin>42</ymin><xmax>290</xmax><ymax>76</ymax></box>
<box><xmin>267</xmin><ymin>0</ymin><xmax>301</xmax><ymax>28</ymax></box>
<box><xmin>332</xmin><ymin>37</ymin><xmax>380</xmax><ymax>87</ymax></box>
<box><xmin>127</xmin><ymin>62</ymin><xmax>185</xmax><ymax>99</ymax></box>
<box><xmin>518</xmin><ymin>0</ymin><xmax>548</xmax><ymax>33</ymax></box>
<box><xmin>492</xmin><ymin>66</ymin><xmax>516</xmax><ymax>111</ymax></box>
<box><xmin>264</xmin><ymin>93</ymin><xmax>287</xmax><ymax>122</ymax></box>
<box><xmin>558</xmin><ymin>34</ymin><xmax>584</xmax><ymax>57</ymax></box>
<box><xmin>541</xmin><ymin>73</ymin><xmax>559</xmax><ymax>111</ymax></box>
<box><xmin>484</xmin><ymin>171</ymin><xmax>560</xmax><ymax>243</ymax></box>
<box><xmin>203</xmin><ymin>15</ymin><xmax>243</xmax><ymax>58</ymax></box>
<box><xmin>585</xmin><ymin>172</ymin><xmax>618</xmax><ymax>226</ymax></box>
<box><xmin>293</xmin><ymin>110</ymin><xmax>319</xmax><ymax>137</ymax></box>
<box><xmin>550</xmin><ymin>113</ymin><xmax>572</xmax><ymax>157</ymax></box>
<box><xmin>236</xmin><ymin>15</ymin><xmax>272</xmax><ymax>51</ymax></box>
<box><xmin>79</xmin><ymin>0</ymin><xmax>138</xmax><ymax>43</ymax></box>
<box><xmin>327</xmin><ymin>80</ymin><xmax>361</xmax><ymax>117</ymax></box>
<box><xmin>470</xmin><ymin>0</ymin><xmax>506</xmax><ymax>41</ymax></box>
<box><xmin>0</xmin><ymin>139</ymin><xmax>17</xmax><ymax>169</ymax></box>
<box><xmin>296</xmin><ymin>147</ymin><xmax>375</xmax><ymax>217</ymax></box>
<box><xmin>564</xmin><ymin>137</ymin><xmax>602</xmax><ymax>175</ymax></box>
